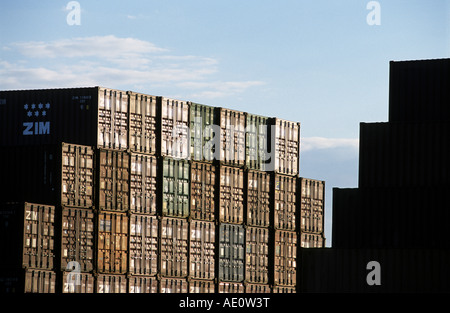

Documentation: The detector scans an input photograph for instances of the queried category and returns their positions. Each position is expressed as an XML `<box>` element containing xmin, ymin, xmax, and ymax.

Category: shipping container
<box><xmin>130</xmin><ymin>153</ymin><xmax>157</xmax><ymax>215</ymax></box>
<box><xmin>218</xmin><ymin>282</ymin><xmax>244</xmax><ymax>293</ymax></box>
<box><xmin>0</xmin><ymin>202</ymin><xmax>55</xmax><ymax>270</ymax></box>
<box><xmin>0</xmin><ymin>87</ymin><xmax>129</xmax><ymax>149</ymax></box>
<box><xmin>331</xmin><ymin>188</ymin><xmax>360</xmax><ymax>249</ymax></box>
<box><xmin>274</xmin><ymin>230</ymin><xmax>297</xmax><ymax>287</ymax></box>
<box><xmin>299</xmin><ymin>248</ymin><xmax>450</xmax><ymax>293</ymax></box>
<box><xmin>160</xmin><ymin>278</ymin><xmax>188</xmax><ymax>293</ymax></box>
<box><xmin>273</xmin><ymin>174</ymin><xmax>297</xmax><ymax>231</ymax></box>
<box><xmin>97</xmin><ymin>149</ymin><xmax>129</xmax><ymax>212</ymax></box>
<box><xmin>245</xmin><ymin>114</ymin><xmax>269</xmax><ymax>171</ymax></box>
<box><xmin>128</xmin><ymin>276</ymin><xmax>158</xmax><ymax>293</ymax></box>
<box><xmin>246</xmin><ymin>170</ymin><xmax>271</xmax><ymax>227</ymax></box>
<box><xmin>299</xmin><ymin>178</ymin><xmax>324</xmax><ymax>234</ymax></box>
<box><xmin>218</xmin><ymin>108</ymin><xmax>246</xmax><ymax>166</ymax></box>
<box><xmin>189</xmin><ymin>220</ymin><xmax>215</xmax><ymax>280</ymax></box>
<box><xmin>189</xmin><ymin>280</ymin><xmax>215</xmax><ymax>293</ymax></box>
<box><xmin>158</xmin><ymin>97</ymin><xmax>190</xmax><ymax>159</ymax></box>
<box><xmin>218</xmin><ymin>223</ymin><xmax>245</xmax><ymax>282</ymax></box>
<box><xmin>96</xmin><ymin>274</ymin><xmax>127</xmax><ymax>293</ymax></box>
<box><xmin>389</xmin><ymin>59</ymin><xmax>450</xmax><ymax>123</ymax></box>
<box><xmin>61</xmin><ymin>143</ymin><xmax>95</xmax><ymax>208</ymax></box>
<box><xmin>190</xmin><ymin>102</ymin><xmax>218</xmax><ymax>162</ymax></box>
<box><xmin>24</xmin><ymin>269</ymin><xmax>56</xmax><ymax>293</ymax></box>
<box><xmin>160</xmin><ymin>157</ymin><xmax>190</xmax><ymax>218</ymax></box>
<box><xmin>245</xmin><ymin>283</ymin><xmax>271</xmax><ymax>293</ymax></box>
<box><xmin>272</xmin><ymin>286</ymin><xmax>296</xmax><ymax>293</ymax></box>
<box><xmin>61</xmin><ymin>207</ymin><xmax>95</xmax><ymax>272</ymax></box>
<box><xmin>128</xmin><ymin>91</ymin><xmax>158</xmax><ymax>154</ymax></box>
<box><xmin>268</xmin><ymin>118</ymin><xmax>300</xmax><ymax>176</ymax></box>
<box><xmin>300</xmin><ymin>232</ymin><xmax>324</xmax><ymax>248</ymax></box>
<box><xmin>358</xmin><ymin>122</ymin><xmax>450</xmax><ymax>188</ymax></box>
<box><xmin>190</xmin><ymin>162</ymin><xmax>216</xmax><ymax>221</ymax></box>
<box><xmin>129</xmin><ymin>214</ymin><xmax>159</xmax><ymax>276</ymax></box>
<box><xmin>219</xmin><ymin>166</ymin><xmax>244</xmax><ymax>224</ymax></box>
<box><xmin>245</xmin><ymin>227</ymin><xmax>269</xmax><ymax>284</ymax></box>
<box><xmin>97</xmin><ymin>212</ymin><xmax>128</xmax><ymax>274</ymax></box>
<box><xmin>62</xmin><ymin>271</ymin><xmax>94</xmax><ymax>293</ymax></box>
<box><xmin>0</xmin><ymin>143</ymin><xmax>94</xmax><ymax>207</ymax></box>
<box><xmin>332</xmin><ymin>186</ymin><xmax>450</xmax><ymax>249</ymax></box>
<box><xmin>160</xmin><ymin>217</ymin><xmax>189</xmax><ymax>277</ymax></box>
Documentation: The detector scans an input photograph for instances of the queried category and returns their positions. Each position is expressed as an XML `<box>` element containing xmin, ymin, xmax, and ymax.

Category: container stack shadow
<box><xmin>0</xmin><ymin>87</ymin><xmax>325</xmax><ymax>293</ymax></box>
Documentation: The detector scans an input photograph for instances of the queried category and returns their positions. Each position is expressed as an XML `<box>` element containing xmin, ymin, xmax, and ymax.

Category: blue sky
<box><xmin>1</xmin><ymin>0</ymin><xmax>449</xmax><ymax>245</ymax></box>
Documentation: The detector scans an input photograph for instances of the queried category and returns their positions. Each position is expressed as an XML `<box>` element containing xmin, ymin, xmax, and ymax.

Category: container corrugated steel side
<box><xmin>272</xmin><ymin>286</ymin><xmax>296</xmax><ymax>293</ymax></box>
<box><xmin>160</xmin><ymin>278</ymin><xmax>188</xmax><ymax>293</ymax></box>
<box><xmin>273</xmin><ymin>174</ymin><xmax>297</xmax><ymax>231</ymax></box>
<box><xmin>190</xmin><ymin>102</ymin><xmax>218</xmax><ymax>162</ymax></box>
<box><xmin>61</xmin><ymin>143</ymin><xmax>95</xmax><ymax>208</ymax></box>
<box><xmin>189</xmin><ymin>220</ymin><xmax>215</xmax><ymax>280</ymax></box>
<box><xmin>359</xmin><ymin>122</ymin><xmax>450</xmax><ymax>188</ymax></box>
<box><xmin>245</xmin><ymin>283</ymin><xmax>271</xmax><ymax>293</ymax></box>
<box><xmin>269</xmin><ymin>118</ymin><xmax>300</xmax><ymax>176</ymax></box>
<box><xmin>130</xmin><ymin>153</ymin><xmax>157</xmax><ymax>215</ymax></box>
<box><xmin>61</xmin><ymin>207</ymin><xmax>95</xmax><ymax>272</ymax></box>
<box><xmin>299</xmin><ymin>177</ymin><xmax>325</xmax><ymax>234</ymax></box>
<box><xmin>128</xmin><ymin>91</ymin><xmax>158</xmax><ymax>154</ymax></box>
<box><xmin>62</xmin><ymin>272</ymin><xmax>94</xmax><ymax>293</ymax></box>
<box><xmin>160</xmin><ymin>217</ymin><xmax>189</xmax><ymax>277</ymax></box>
<box><xmin>218</xmin><ymin>108</ymin><xmax>246</xmax><ymax>167</ymax></box>
<box><xmin>96</xmin><ymin>274</ymin><xmax>127</xmax><ymax>293</ymax></box>
<box><xmin>190</xmin><ymin>162</ymin><xmax>216</xmax><ymax>221</ymax></box>
<box><xmin>23</xmin><ymin>203</ymin><xmax>55</xmax><ymax>270</ymax></box>
<box><xmin>246</xmin><ymin>170</ymin><xmax>271</xmax><ymax>227</ymax></box>
<box><xmin>96</xmin><ymin>212</ymin><xmax>128</xmax><ymax>274</ymax></box>
<box><xmin>218</xmin><ymin>282</ymin><xmax>245</xmax><ymax>293</ymax></box>
<box><xmin>129</xmin><ymin>214</ymin><xmax>158</xmax><ymax>276</ymax></box>
<box><xmin>189</xmin><ymin>280</ymin><xmax>215</xmax><ymax>293</ymax></box>
<box><xmin>245</xmin><ymin>227</ymin><xmax>269</xmax><ymax>284</ymax></box>
<box><xmin>245</xmin><ymin>113</ymin><xmax>270</xmax><ymax>171</ymax></box>
<box><xmin>160</xmin><ymin>157</ymin><xmax>190</xmax><ymax>218</ymax></box>
<box><xmin>389</xmin><ymin>59</ymin><xmax>450</xmax><ymax>123</ymax></box>
<box><xmin>97</xmin><ymin>149</ymin><xmax>129</xmax><ymax>212</ymax></box>
<box><xmin>300</xmin><ymin>232</ymin><xmax>325</xmax><ymax>248</ymax></box>
<box><xmin>158</xmin><ymin>97</ymin><xmax>190</xmax><ymax>159</ymax></box>
<box><xmin>97</xmin><ymin>87</ymin><xmax>129</xmax><ymax>150</ymax></box>
<box><xmin>24</xmin><ymin>269</ymin><xmax>56</xmax><ymax>293</ymax></box>
<box><xmin>0</xmin><ymin>202</ymin><xmax>55</xmax><ymax>271</ymax></box>
<box><xmin>128</xmin><ymin>276</ymin><xmax>158</xmax><ymax>293</ymax></box>
<box><xmin>274</xmin><ymin>230</ymin><xmax>297</xmax><ymax>287</ymax></box>
<box><xmin>219</xmin><ymin>165</ymin><xmax>244</xmax><ymax>224</ymax></box>
<box><xmin>218</xmin><ymin>223</ymin><xmax>245</xmax><ymax>282</ymax></box>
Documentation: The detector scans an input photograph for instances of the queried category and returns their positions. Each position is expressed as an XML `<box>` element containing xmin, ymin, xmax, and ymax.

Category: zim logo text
<box><xmin>23</xmin><ymin>121</ymin><xmax>50</xmax><ymax>135</ymax></box>
<box><xmin>23</xmin><ymin>102</ymin><xmax>51</xmax><ymax>136</ymax></box>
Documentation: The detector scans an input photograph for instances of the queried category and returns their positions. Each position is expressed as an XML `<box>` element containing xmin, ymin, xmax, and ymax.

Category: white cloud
<box><xmin>1</xmin><ymin>35</ymin><xmax>265</xmax><ymax>98</ymax></box>
<box><xmin>301</xmin><ymin>137</ymin><xmax>359</xmax><ymax>152</ymax></box>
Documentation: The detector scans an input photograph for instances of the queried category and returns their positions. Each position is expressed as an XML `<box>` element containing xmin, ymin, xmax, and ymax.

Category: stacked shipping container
<box><xmin>0</xmin><ymin>87</ymin><xmax>324</xmax><ymax>293</ymax></box>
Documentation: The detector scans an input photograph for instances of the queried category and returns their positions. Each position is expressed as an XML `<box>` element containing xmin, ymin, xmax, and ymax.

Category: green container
<box><xmin>190</xmin><ymin>102</ymin><xmax>218</xmax><ymax>162</ymax></box>
<box><xmin>161</xmin><ymin>157</ymin><xmax>190</xmax><ymax>218</ymax></box>
<box><xmin>246</xmin><ymin>114</ymin><xmax>269</xmax><ymax>171</ymax></box>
